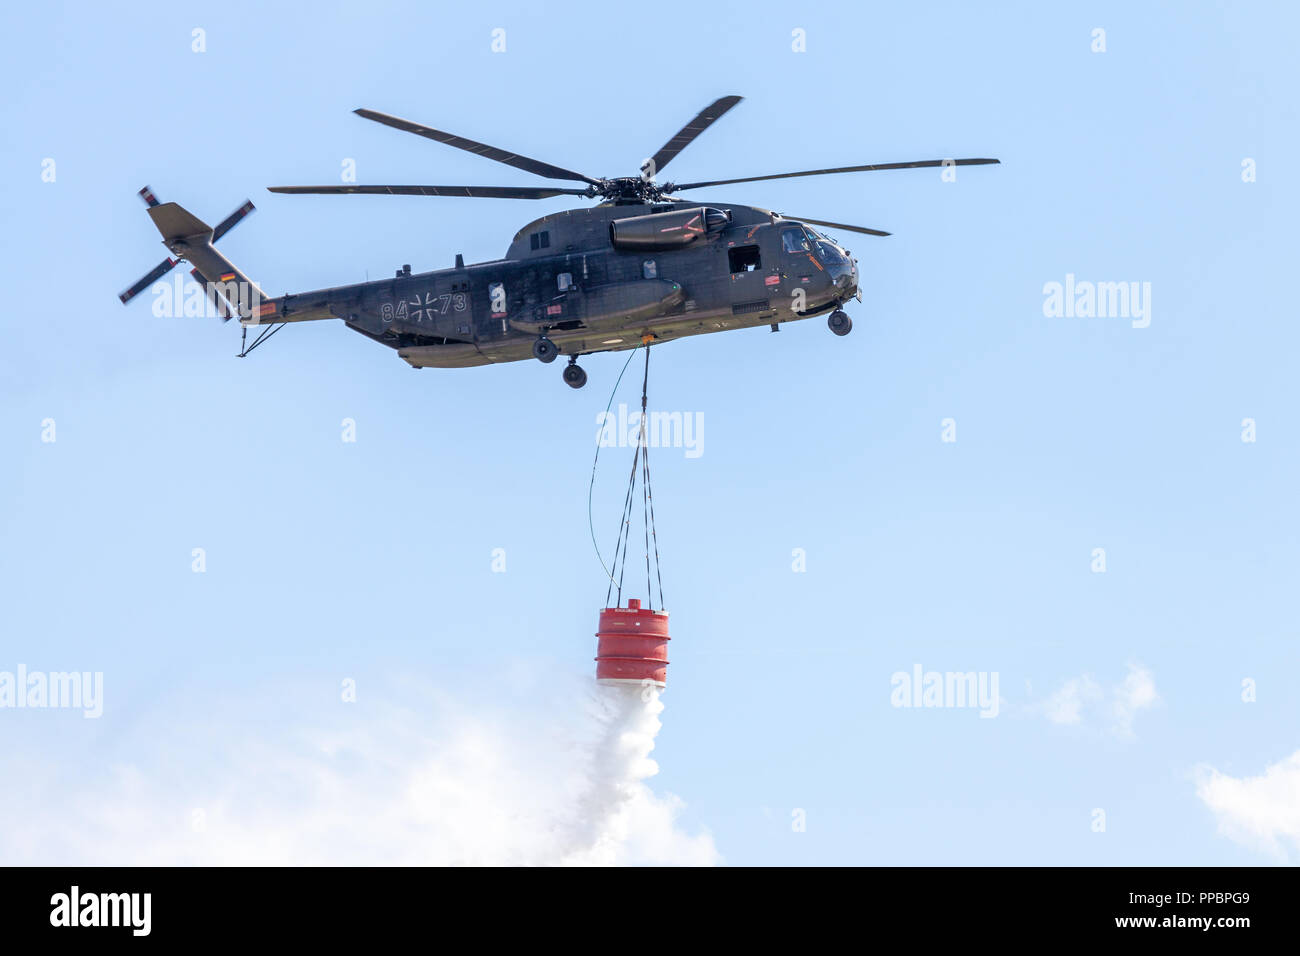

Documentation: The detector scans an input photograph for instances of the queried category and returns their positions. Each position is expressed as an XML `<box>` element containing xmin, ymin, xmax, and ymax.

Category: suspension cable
<box><xmin>589</xmin><ymin>345</ymin><xmax>641</xmax><ymax>587</ymax></box>
<box><xmin>643</xmin><ymin>399</ymin><xmax>665</xmax><ymax>611</ymax></box>
<box><xmin>599</xmin><ymin>341</ymin><xmax>665</xmax><ymax>611</ymax></box>
<box><xmin>607</xmin><ymin>424</ymin><xmax>643</xmax><ymax>608</ymax></box>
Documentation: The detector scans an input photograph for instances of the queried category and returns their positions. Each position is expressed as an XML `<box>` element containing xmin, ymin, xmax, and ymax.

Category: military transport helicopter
<box><xmin>120</xmin><ymin>96</ymin><xmax>998</xmax><ymax>388</ymax></box>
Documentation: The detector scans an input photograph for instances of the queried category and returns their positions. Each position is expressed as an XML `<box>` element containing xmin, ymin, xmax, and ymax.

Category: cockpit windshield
<box><xmin>814</xmin><ymin>239</ymin><xmax>846</xmax><ymax>264</ymax></box>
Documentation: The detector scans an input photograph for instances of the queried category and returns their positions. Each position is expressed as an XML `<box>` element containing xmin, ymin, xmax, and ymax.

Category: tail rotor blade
<box><xmin>212</xmin><ymin>199</ymin><xmax>255</xmax><ymax>242</ymax></box>
<box><xmin>118</xmin><ymin>257</ymin><xmax>179</xmax><ymax>304</ymax></box>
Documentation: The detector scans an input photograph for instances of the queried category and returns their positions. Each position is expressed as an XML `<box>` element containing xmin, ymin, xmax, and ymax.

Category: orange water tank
<box><xmin>595</xmin><ymin>598</ymin><xmax>670</xmax><ymax>686</ymax></box>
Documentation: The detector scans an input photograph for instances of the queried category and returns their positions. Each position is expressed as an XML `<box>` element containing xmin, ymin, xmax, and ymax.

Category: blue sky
<box><xmin>1</xmin><ymin>0</ymin><xmax>1298</xmax><ymax>864</ymax></box>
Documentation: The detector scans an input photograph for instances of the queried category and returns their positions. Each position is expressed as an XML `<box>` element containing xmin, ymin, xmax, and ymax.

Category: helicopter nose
<box><xmin>836</xmin><ymin>259</ymin><xmax>859</xmax><ymax>296</ymax></box>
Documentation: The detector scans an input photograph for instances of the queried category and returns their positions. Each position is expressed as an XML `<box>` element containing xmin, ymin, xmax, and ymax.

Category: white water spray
<box><xmin>562</xmin><ymin>682</ymin><xmax>670</xmax><ymax>865</ymax></box>
<box><xmin>0</xmin><ymin>677</ymin><xmax>717</xmax><ymax>866</ymax></box>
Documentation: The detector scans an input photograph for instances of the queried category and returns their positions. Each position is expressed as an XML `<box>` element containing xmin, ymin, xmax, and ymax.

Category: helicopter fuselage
<box><xmin>262</xmin><ymin>200</ymin><xmax>860</xmax><ymax>370</ymax></box>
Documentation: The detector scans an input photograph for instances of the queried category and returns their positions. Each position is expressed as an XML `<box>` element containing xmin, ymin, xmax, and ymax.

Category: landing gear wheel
<box><xmin>533</xmin><ymin>336</ymin><xmax>559</xmax><ymax>363</ymax></box>
<box><xmin>563</xmin><ymin>363</ymin><xmax>588</xmax><ymax>389</ymax></box>
<box><xmin>828</xmin><ymin>310</ymin><xmax>853</xmax><ymax>336</ymax></box>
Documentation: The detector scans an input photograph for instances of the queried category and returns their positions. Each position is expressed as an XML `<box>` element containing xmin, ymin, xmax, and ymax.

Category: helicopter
<box><xmin>120</xmin><ymin>96</ymin><xmax>998</xmax><ymax>388</ymax></box>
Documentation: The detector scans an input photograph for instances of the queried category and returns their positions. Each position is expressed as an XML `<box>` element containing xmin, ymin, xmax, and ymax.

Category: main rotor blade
<box><xmin>787</xmin><ymin>215</ymin><xmax>891</xmax><ymax>237</ymax></box>
<box><xmin>267</xmin><ymin>184</ymin><xmax>591</xmax><ymax>199</ymax></box>
<box><xmin>353</xmin><ymin>108</ymin><xmax>602</xmax><ymax>186</ymax></box>
<box><xmin>668</xmin><ymin>157</ymin><xmax>1000</xmax><ymax>191</ymax></box>
<box><xmin>647</xmin><ymin>95</ymin><xmax>742</xmax><ymax>177</ymax></box>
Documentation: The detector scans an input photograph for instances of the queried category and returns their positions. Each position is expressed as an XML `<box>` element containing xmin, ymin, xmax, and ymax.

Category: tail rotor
<box><xmin>118</xmin><ymin>187</ymin><xmax>255</xmax><ymax>320</ymax></box>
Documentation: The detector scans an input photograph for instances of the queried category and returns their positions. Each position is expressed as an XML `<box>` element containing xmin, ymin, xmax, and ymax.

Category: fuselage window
<box><xmin>728</xmin><ymin>244</ymin><xmax>762</xmax><ymax>274</ymax></box>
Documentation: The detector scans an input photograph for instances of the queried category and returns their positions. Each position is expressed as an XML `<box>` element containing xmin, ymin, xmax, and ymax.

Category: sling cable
<box><xmin>589</xmin><ymin>338</ymin><xmax>670</xmax><ymax>688</ymax></box>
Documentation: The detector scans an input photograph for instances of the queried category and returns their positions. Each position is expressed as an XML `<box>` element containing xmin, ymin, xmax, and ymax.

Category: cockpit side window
<box><xmin>781</xmin><ymin>228</ymin><xmax>810</xmax><ymax>254</ymax></box>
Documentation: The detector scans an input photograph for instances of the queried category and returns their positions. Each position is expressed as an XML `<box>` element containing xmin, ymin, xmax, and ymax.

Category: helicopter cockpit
<box><xmin>780</xmin><ymin>224</ymin><xmax>857</xmax><ymax>297</ymax></box>
<box><xmin>782</xmin><ymin>226</ymin><xmax>848</xmax><ymax>262</ymax></box>
<box><xmin>781</xmin><ymin>226</ymin><xmax>813</xmax><ymax>254</ymax></box>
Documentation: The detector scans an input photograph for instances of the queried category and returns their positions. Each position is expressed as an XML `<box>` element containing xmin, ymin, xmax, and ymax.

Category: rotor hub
<box><xmin>588</xmin><ymin>177</ymin><xmax>675</xmax><ymax>204</ymax></box>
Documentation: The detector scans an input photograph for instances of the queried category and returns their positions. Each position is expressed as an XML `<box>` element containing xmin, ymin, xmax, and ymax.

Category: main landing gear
<box><xmin>828</xmin><ymin>309</ymin><xmax>853</xmax><ymax>336</ymax></box>
<box><xmin>533</xmin><ymin>336</ymin><xmax>559</xmax><ymax>363</ymax></box>
<box><xmin>536</xmin><ymin>334</ymin><xmax>586</xmax><ymax>388</ymax></box>
<box><xmin>563</xmin><ymin>357</ymin><xmax>588</xmax><ymax>389</ymax></box>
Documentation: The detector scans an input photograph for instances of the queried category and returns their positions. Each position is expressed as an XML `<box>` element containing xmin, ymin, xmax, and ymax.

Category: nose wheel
<box><xmin>562</xmin><ymin>359</ymin><xmax>587</xmax><ymax>389</ymax></box>
<box><xmin>533</xmin><ymin>336</ymin><xmax>559</xmax><ymax>363</ymax></box>
<box><xmin>828</xmin><ymin>309</ymin><xmax>853</xmax><ymax>336</ymax></box>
